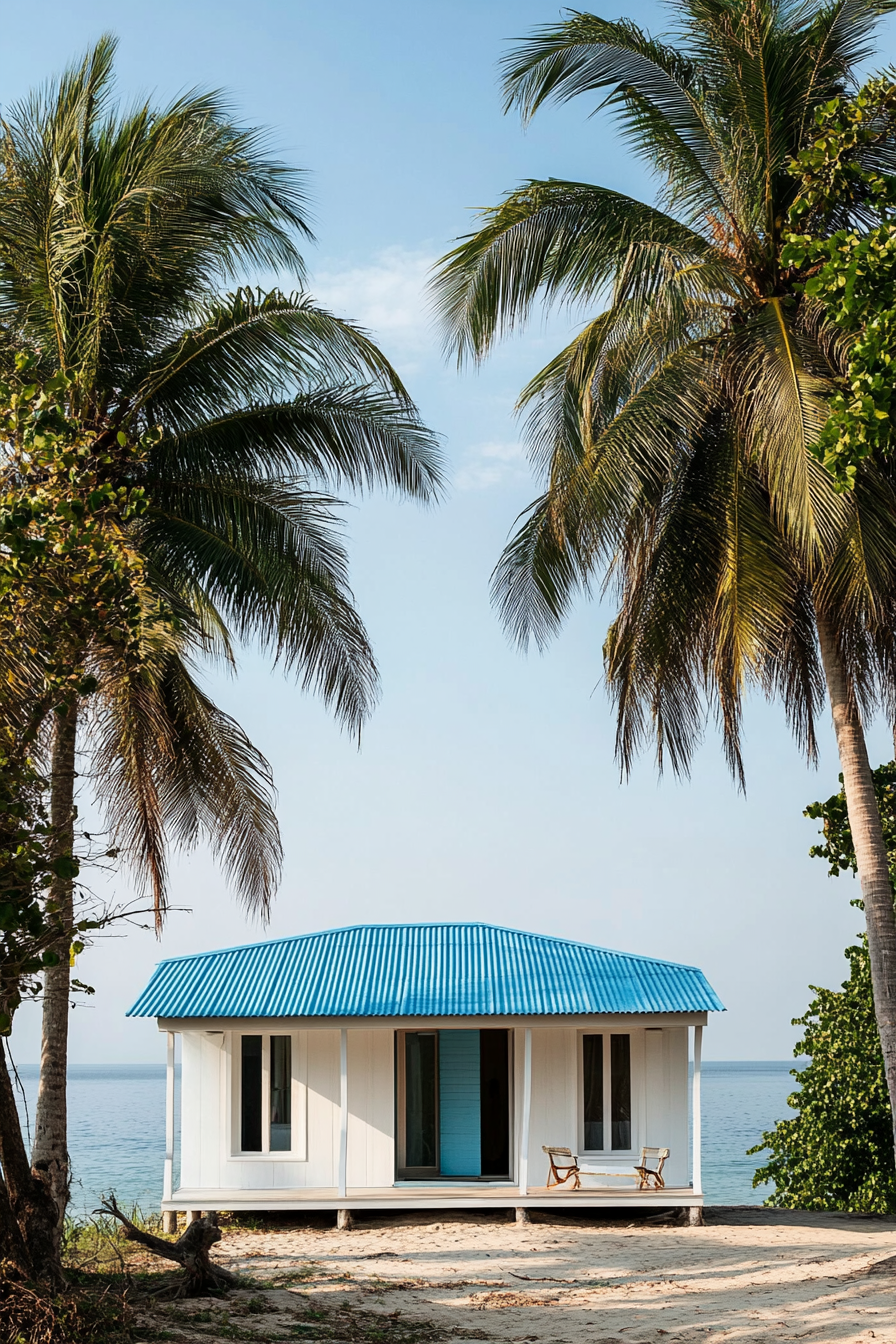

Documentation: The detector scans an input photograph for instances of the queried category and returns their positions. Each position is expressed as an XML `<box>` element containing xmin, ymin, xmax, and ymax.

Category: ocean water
<box><xmin>13</xmin><ymin>1059</ymin><xmax>800</xmax><ymax>1216</ymax></box>
<box><xmin>699</xmin><ymin>1060</ymin><xmax>801</xmax><ymax>1204</ymax></box>
<box><xmin>15</xmin><ymin>1064</ymin><xmax>179</xmax><ymax>1219</ymax></box>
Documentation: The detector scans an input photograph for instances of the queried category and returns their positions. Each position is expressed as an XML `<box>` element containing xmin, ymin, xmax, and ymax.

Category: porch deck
<box><xmin>164</xmin><ymin>1184</ymin><xmax>703</xmax><ymax>1212</ymax></box>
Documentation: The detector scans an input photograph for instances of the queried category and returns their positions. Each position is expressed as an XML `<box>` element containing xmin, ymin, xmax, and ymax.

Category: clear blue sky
<box><xmin>7</xmin><ymin>0</ymin><xmax>896</xmax><ymax>1064</ymax></box>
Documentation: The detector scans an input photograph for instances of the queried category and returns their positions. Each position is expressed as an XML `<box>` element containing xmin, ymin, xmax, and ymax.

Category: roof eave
<box><xmin>153</xmin><ymin>1009</ymin><xmax>713</xmax><ymax>1032</ymax></box>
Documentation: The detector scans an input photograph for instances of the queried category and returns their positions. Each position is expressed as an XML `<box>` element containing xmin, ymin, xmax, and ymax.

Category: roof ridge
<box><xmin>146</xmin><ymin>922</ymin><xmax>704</xmax><ymax>974</ymax></box>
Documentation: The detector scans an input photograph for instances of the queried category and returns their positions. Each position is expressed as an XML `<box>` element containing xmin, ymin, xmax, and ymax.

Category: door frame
<box><xmin>395</xmin><ymin>1029</ymin><xmax>441</xmax><ymax>1179</ymax></box>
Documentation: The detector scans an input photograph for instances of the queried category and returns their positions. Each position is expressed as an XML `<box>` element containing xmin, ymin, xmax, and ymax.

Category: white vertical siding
<box><xmin>179</xmin><ymin>1030</ymin><xmax>224</xmax><ymax>1190</ymax></box>
<box><xmin>666</xmin><ymin>1026</ymin><xmax>689</xmax><ymax>1187</ymax></box>
<box><xmin>292</xmin><ymin>1031</ymin><xmax>309</xmax><ymax>1162</ymax></box>
<box><xmin>179</xmin><ymin>1031</ymin><xmax>202</xmax><ymax>1188</ymax></box>
<box><xmin>644</xmin><ymin>1025</ymin><xmax>688</xmax><ymax>1186</ymax></box>
<box><xmin>644</xmin><ymin>1028</ymin><xmax>667</xmax><ymax>1145</ymax></box>
<box><xmin>306</xmin><ymin>1028</ymin><xmax>341</xmax><ymax>1187</ymax></box>
<box><xmin>346</xmin><ymin>1030</ymin><xmax>395</xmax><ymax>1187</ymax></box>
<box><xmin>527</xmin><ymin>1028</ymin><xmax>578</xmax><ymax>1182</ymax></box>
<box><xmin>198</xmin><ymin>1034</ymin><xmax>224</xmax><ymax>1188</ymax></box>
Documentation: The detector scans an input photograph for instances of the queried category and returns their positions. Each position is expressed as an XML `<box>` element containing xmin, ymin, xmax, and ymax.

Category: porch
<box><xmin>162</xmin><ymin>1182</ymin><xmax>703</xmax><ymax>1212</ymax></box>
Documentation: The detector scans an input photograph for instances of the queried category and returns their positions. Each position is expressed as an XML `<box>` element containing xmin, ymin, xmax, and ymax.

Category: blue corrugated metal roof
<box><xmin>128</xmin><ymin>923</ymin><xmax>724</xmax><ymax>1019</ymax></box>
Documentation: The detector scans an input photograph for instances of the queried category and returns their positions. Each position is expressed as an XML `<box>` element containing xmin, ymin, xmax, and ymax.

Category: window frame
<box><xmin>232</xmin><ymin>1031</ymin><xmax>298</xmax><ymax>1158</ymax></box>
<box><xmin>578</xmin><ymin>1030</ymin><xmax>637</xmax><ymax>1157</ymax></box>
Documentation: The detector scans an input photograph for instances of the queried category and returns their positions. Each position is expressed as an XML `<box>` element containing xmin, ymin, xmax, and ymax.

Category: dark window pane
<box><xmin>611</xmin><ymin>1035</ymin><xmax>631</xmax><ymax>1150</ymax></box>
<box><xmin>241</xmin><ymin>1035</ymin><xmax>262</xmax><ymax>1152</ymax></box>
<box><xmin>270</xmin><ymin>1036</ymin><xmax>292</xmax><ymax>1152</ymax></box>
<box><xmin>479</xmin><ymin>1029</ymin><xmax>509</xmax><ymax>1177</ymax></box>
<box><xmin>405</xmin><ymin>1032</ymin><xmax>437</xmax><ymax>1168</ymax></box>
<box><xmin>583</xmin><ymin>1034</ymin><xmax>603</xmax><ymax>1150</ymax></box>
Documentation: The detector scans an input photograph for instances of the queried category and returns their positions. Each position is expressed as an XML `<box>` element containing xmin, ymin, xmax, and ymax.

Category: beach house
<box><xmin>128</xmin><ymin>923</ymin><xmax>723</xmax><ymax>1219</ymax></box>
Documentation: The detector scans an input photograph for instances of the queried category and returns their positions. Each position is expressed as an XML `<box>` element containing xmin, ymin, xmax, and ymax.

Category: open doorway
<box><xmin>396</xmin><ymin>1029</ymin><xmax>511</xmax><ymax>1179</ymax></box>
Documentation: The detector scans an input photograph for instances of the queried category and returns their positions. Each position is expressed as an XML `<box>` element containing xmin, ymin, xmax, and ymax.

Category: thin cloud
<box><xmin>455</xmin><ymin>441</ymin><xmax>531</xmax><ymax>491</ymax></box>
<box><xmin>311</xmin><ymin>247</ymin><xmax>436</xmax><ymax>360</ymax></box>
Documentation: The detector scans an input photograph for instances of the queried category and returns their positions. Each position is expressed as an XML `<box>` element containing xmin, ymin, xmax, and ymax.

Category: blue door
<box><xmin>438</xmin><ymin>1030</ymin><xmax>481</xmax><ymax>1176</ymax></box>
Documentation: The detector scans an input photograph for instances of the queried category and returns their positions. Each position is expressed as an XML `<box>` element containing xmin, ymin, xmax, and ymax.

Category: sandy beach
<box><xmin>137</xmin><ymin>1206</ymin><xmax>896</xmax><ymax>1343</ymax></box>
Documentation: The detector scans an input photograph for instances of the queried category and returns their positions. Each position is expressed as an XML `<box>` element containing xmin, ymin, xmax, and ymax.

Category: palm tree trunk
<box><xmin>31</xmin><ymin>700</ymin><xmax>78</xmax><ymax>1248</ymax></box>
<box><xmin>0</xmin><ymin>1038</ymin><xmax>60</xmax><ymax>1280</ymax></box>
<box><xmin>817</xmin><ymin>615</ymin><xmax>896</xmax><ymax>1157</ymax></box>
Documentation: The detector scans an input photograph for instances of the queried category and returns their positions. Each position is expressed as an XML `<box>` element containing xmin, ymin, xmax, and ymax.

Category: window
<box><xmin>582</xmin><ymin>1033</ymin><xmax>632</xmax><ymax>1152</ymax></box>
<box><xmin>583</xmin><ymin>1034</ymin><xmax>603</xmax><ymax>1150</ymax></box>
<box><xmin>610</xmin><ymin>1034</ymin><xmax>631</xmax><ymax>1150</ymax></box>
<box><xmin>238</xmin><ymin>1034</ymin><xmax>293</xmax><ymax>1154</ymax></box>
<box><xmin>404</xmin><ymin>1032</ymin><xmax>438</xmax><ymax>1171</ymax></box>
<box><xmin>240</xmin><ymin>1036</ymin><xmax>263</xmax><ymax>1150</ymax></box>
<box><xmin>270</xmin><ymin>1036</ymin><xmax>292</xmax><ymax>1152</ymax></box>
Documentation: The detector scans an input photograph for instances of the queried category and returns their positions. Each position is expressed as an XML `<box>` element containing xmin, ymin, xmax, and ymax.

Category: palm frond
<box><xmin>133</xmin><ymin>289</ymin><xmax>420</xmax><ymax>424</ymax></box>
<box><xmin>796</xmin><ymin>0</ymin><xmax>896</xmax><ymax>142</ymax></box>
<box><xmin>151</xmin><ymin>657</ymin><xmax>282</xmax><ymax>920</ymax></box>
<box><xmin>142</xmin><ymin>477</ymin><xmax>379</xmax><ymax>734</ymax></box>
<box><xmin>148</xmin><ymin>386</ymin><xmax>443</xmax><ymax>502</ymax></box>
<box><xmin>725</xmin><ymin>298</ymin><xmax>845</xmax><ymax>557</ymax></box>
<box><xmin>494</xmin><ymin>345</ymin><xmax>717</xmax><ymax>647</ymax></box>
<box><xmin>0</xmin><ymin>43</ymin><xmax>310</xmax><ymax>394</ymax></box>
<box><xmin>433</xmin><ymin>180</ymin><xmax>715</xmax><ymax>363</ymax></box>
<box><xmin>89</xmin><ymin>634</ymin><xmax>281</xmax><ymax>924</ymax></box>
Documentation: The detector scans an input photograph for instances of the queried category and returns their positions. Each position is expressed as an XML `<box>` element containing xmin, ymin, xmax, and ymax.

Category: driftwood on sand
<box><xmin>98</xmin><ymin>1196</ymin><xmax>239</xmax><ymax>1296</ymax></box>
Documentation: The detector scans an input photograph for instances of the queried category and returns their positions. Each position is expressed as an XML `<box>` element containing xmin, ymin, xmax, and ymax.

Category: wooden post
<box><xmin>338</xmin><ymin>1028</ymin><xmax>348</xmax><ymax>1199</ymax></box>
<box><xmin>518</xmin><ymin>1027</ymin><xmax>532</xmax><ymax>1196</ymax></box>
<box><xmin>692</xmin><ymin>1024</ymin><xmax>703</xmax><ymax>1197</ymax></box>
<box><xmin>163</xmin><ymin>1031</ymin><xmax>175</xmax><ymax>1207</ymax></box>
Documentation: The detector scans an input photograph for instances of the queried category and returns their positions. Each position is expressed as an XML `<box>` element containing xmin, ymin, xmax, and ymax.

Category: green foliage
<box><xmin>751</xmin><ymin>763</ymin><xmax>896</xmax><ymax>1210</ymax></box>
<box><xmin>0</xmin><ymin>745</ymin><xmax>79</xmax><ymax>1033</ymax></box>
<box><xmin>783</xmin><ymin>77</ymin><xmax>896</xmax><ymax>488</ymax></box>
<box><xmin>750</xmin><ymin>941</ymin><xmax>896</xmax><ymax>1211</ymax></box>
<box><xmin>804</xmin><ymin>760</ymin><xmax>896</xmax><ymax>885</ymax></box>
<box><xmin>64</xmin><ymin>1204</ymin><xmax>164</xmax><ymax>1275</ymax></box>
<box><xmin>0</xmin><ymin>361</ymin><xmax>164</xmax><ymax>1029</ymax></box>
<box><xmin>0</xmin><ymin>354</ymin><xmax>161</xmax><ymax>722</ymax></box>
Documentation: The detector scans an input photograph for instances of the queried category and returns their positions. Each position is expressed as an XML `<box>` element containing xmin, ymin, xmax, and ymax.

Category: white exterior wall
<box><xmin>177</xmin><ymin>1020</ymin><xmax>692</xmax><ymax>1195</ymax></box>
<box><xmin>521</xmin><ymin>1027</ymin><xmax>688</xmax><ymax>1189</ymax></box>
<box><xmin>180</xmin><ymin>1027</ymin><xmax>393</xmax><ymax>1191</ymax></box>
<box><xmin>644</xmin><ymin>1026</ymin><xmax>689</xmax><ymax>1187</ymax></box>
<box><xmin>523</xmin><ymin>1027</ymin><xmax>577</xmax><ymax>1181</ymax></box>
<box><xmin>346</xmin><ymin>1030</ymin><xmax>394</xmax><ymax>1187</ymax></box>
<box><xmin>221</xmin><ymin>1028</ymin><xmax>342</xmax><ymax>1190</ymax></box>
<box><xmin>180</xmin><ymin>1031</ymin><xmax>225</xmax><ymax>1189</ymax></box>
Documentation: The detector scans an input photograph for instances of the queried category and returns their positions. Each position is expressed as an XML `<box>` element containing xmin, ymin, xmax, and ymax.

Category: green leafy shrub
<box><xmin>750</xmin><ymin>939</ymin><xmax>896</xmax><ymax>1211</ymax></box>
<box><xmin>751</xmin><ymin>762</ymin><xmax>896</xmax><ymax>1210</ymax></box>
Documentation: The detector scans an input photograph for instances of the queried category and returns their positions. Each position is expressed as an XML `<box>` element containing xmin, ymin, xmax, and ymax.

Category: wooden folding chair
<box><xmin>633</xmin><ymin>1146</ymin><xmax>669</xmax><ymax>1190</ymax></box>
<box><xmin>542</xmin><ymin>1145</ymin><xmax>581</xmax><ymax>1189</ymax></box>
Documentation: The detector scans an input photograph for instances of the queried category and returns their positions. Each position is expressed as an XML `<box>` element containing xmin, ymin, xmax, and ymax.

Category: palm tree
<box><xmin>0</xmin><ymin>38</ymin><xmax>442</xmax><ymax>1243</ymax></box>
<box><xmin>432</xmin><ymin>0</ymin><xmax>896</xmax><ymax>1154</ymax></box>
